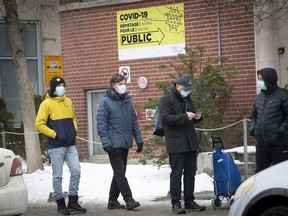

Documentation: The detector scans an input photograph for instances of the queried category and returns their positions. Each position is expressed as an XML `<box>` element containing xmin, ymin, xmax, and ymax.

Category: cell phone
<box><xmin>196</xmin><ymin>112</ymin><xmax>203</xmax><ymax>115</ymax></box>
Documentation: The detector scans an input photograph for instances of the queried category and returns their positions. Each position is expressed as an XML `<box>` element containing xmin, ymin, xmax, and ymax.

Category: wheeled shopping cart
<box><xmin>211</xmin><ymin>136</ymin><xmax>241</xmax><ymax>209</ymax></box>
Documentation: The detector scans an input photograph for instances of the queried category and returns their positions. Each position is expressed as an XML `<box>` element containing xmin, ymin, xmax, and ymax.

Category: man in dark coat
<box><xmin>249</xmin><ymin>67</ymin><xmax>288</xmax><ymax>173</ymax></box>
<box><xmin>160</xmin><ymin>75</ymin><xmax>206</xmax><ymax>214</ymax></box>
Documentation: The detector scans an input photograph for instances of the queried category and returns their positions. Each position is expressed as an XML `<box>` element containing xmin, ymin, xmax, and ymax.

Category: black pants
<box><xmin>108</xmin><ymin>148</ymin><xmax>132</xmax><ymax>202</ymax></box>
<box><xmin>255</xmin><ymin>143</ymin><xmax>288</xmax><ymax>173</ymax></box>
<box><xmin>169</xmin><ymin>151</ymin><xmax>197</xmax><ymax>206</ymax></box>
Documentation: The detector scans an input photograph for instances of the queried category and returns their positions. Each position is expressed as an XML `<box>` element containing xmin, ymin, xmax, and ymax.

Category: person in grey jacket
<box><xmin>160</xmin><ymin>75</ymin><xmax>206</xmax><ymax>214</ymax></box>
<box><xmin>97</xmin><ymin>74</ymin><xmax>143</xmax><ymax>211</ymax></box>
<box><xmin>249</xmin><ymin>67</ymin><xmax>288</xmax><ymax>173</ymax></box>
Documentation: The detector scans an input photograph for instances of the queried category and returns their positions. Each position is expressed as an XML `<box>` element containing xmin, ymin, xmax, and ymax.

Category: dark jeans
<box><xmin>256</xmin><ymin>143</ymin><xmax>288</xmax><ymax>173</ymax></box>
<box><xmin>108</xmin><ymin>148</ymin><xmax>132</xmax><ymax>202</ymax></box>
<box><xmin>169</xmin><ymin>151</ymin><xmax>197</xmax><ymax>206</ymax></box>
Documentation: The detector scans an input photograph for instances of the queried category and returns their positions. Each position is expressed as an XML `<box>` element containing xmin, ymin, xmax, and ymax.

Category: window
<box><xmin>0</xmin><ymin>22</ymin><xmax>42</xmax><ymax>127</ymax></box>
<box><xmin>87</xmin><ymin>90</ymin><xmax>106</xmax><ymax>157</ymax></box>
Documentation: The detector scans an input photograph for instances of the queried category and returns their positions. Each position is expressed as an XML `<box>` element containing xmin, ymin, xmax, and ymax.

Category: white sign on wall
<box><xmin>119</xmin><ymin>66</ymin><xmax>131</xmax><ymax>83</ymax></box>
<box><xmin>138</xmin><ymin>76</ymin><xmax>148</xmax><ymax>89</ymax></box>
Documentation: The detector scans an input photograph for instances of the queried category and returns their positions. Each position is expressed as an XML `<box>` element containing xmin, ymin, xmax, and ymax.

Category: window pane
<box><xmin>28</xmin><ymin>60</ymin><xmax>39</xmax><ymax>94</ymax></box>
<box><xmin>0</xmin><ymin>23</ymin><xmax>37</xmax><ymax>57</ymax></box>
<box><xmin>0</xmin><ymin>24</ymin><xmax>12</xmax><ymax>57</ymax></box>
<box><xmin>0</xmin><ymin>60</ymin><xmax>21</xmax><ymax>124</ymax></box>
<box><xmin>91</xmin><ymin>91</ymin><xmax>105</xmax><ymax>155</ymax></box>
<box><xmin>0</xmin><ymin>59</ymin><xmax>39</xmax><ymax>125</ymax></box>
<box><xmin>21</xmin><ymin>23</ymin><xmax>37</xmax><ymax>57</ymax></box>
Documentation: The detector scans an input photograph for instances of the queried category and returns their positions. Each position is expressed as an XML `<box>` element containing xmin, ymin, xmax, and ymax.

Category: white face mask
<box><xmin>257</xmin><ymin>80</ymin><xmax>267</xmax><ymax>90</ymax></box>
<box><xmin>55</xmin><ymin>86</ymin><xmax>65</xmax><ymax>96</ymax></box>
<box><xmin>116</xmin><ymin>84</ymin><xmax>127</xmax><ymax>94</ymax></box>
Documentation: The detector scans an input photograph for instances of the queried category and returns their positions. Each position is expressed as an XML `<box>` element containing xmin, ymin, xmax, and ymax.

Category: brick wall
<box><xmin>59</xmin><ymin>0</ymin><xmax>256</xmax><ymax>159</ymax></box>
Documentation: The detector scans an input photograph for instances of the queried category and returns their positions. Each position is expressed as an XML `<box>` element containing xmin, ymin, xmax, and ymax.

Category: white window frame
<box><xmin>86</xmin><ymin>89</ymin><xmax>107</xmax><ymax>158</ymax></box>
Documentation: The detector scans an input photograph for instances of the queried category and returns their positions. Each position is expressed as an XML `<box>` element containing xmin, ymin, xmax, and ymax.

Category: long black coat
<box><xmin>160</xmin><ymin>86</ymin><xmax>201</xmax><ymax>154</ymax></box>
<box><xmin>250</xmin><ymin>68</ymin><xmax>288</xmax><ymax>147</ymax></box>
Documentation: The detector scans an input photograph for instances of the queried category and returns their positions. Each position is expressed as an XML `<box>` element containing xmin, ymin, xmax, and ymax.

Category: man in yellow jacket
<box><xmin>35</xmin><ymin>76</ymin><xmax>86</xmax><ymax>215</ymax></box>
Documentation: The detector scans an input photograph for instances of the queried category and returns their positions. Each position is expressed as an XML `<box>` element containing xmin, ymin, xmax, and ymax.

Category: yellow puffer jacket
<box><xmin>35</xmin><ymin>94</ymin><xmax>77</xmax><ymax>149</ymax></box>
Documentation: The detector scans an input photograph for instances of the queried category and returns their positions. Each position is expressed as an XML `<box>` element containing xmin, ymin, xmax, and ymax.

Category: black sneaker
<box><xmin>184</xmin><ymin>201</ymin><xmax>206</xmax><ymax>211</ymax></box>
<box><xmin>172</xmin><ymin>203</ymin><xmax>186</xmax><ymax>214</ymax></box>
<box><xmin>126</xmin><ymin>198</ymin><xmax>140</xmax><ymax>210</ymax></box>
<box><xmin>108</xmin><ymin>200</ymin><xmax>126</xmax><ymax>209</ymax></box>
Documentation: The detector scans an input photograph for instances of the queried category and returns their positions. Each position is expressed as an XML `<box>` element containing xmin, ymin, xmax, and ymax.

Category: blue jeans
<box><xmin>169</xmin><ymin>151</ymin><xmax>197</xmax><ymax>205</ymax></box>
<box><xmin>48</xmin><ymin>146</ymin><xmax>81</xmax><ymax>200</ymax></box>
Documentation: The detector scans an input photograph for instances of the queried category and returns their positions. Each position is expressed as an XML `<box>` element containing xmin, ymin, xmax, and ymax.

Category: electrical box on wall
<box><xmin>278</xmin><ymin>47</ymin><xmax>285</xmax><ymax>54</ymax></box>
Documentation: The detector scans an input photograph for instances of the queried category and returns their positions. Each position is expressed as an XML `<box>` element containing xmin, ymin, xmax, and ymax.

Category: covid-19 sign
<box><xmin>117</xmin><ymin>3</ymin><xmax>185</xmax><ymax>60</ymax></box>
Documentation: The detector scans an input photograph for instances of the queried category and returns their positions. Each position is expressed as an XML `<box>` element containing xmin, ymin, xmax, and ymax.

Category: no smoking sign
<box><xmin>119</xmin><ymin>66</ymin><xmax>131</xmax><ymax>83</ymax></box>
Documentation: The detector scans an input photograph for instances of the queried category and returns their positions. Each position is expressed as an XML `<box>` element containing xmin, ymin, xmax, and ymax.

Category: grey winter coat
<box><xmin>249</xmin><ymin>68</ymin><xmax>288</xmax><ymax>147</ymax></box>
<box><xmin>97</xmin><ymin>89</ymin><xmax>143</xmax><ymax>149</ymax></box>
<box><xmin>160</xmin><ymin>86</ymin><xmax>201</xmax><ymax>154</ymax></box>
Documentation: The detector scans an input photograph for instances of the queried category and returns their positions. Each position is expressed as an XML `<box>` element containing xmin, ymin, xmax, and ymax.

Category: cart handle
<box><xmin>211</xmin><ymin>135</ymin><xmax>225</xmax><ymax>150</ymax></box>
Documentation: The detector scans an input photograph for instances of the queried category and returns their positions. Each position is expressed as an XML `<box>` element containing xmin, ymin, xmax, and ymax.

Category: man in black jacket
<box><xmin>160</xmin><ymin>75</ymin><xmax>206</xmax><ymax>214</ymax></box>
<box><xmin>249</xmin><ymin>67</ymin><xmax>288</xmax><ymax>173</ymax></box>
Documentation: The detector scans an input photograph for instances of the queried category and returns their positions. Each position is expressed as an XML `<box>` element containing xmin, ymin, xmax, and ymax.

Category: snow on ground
<box><xmin>23</xmin><ymin>163</ymin><xmax>214</xmax><ymax>204</ymax></box>
<box><xmin>23</xmin><ymin>146</ymin><xmax>253</xmax><ymax>204</ymax></box>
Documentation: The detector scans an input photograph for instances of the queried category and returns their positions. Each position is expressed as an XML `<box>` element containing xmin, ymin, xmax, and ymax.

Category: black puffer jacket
<box><xmin>160</xmin><ymin>86</ymin><xmax>201</xmax><ymax>154</ymax></box>
<box><xmin>249</xmin><ymin>68</ymin><xmax>288</xmax><ymax>147</ymax></box>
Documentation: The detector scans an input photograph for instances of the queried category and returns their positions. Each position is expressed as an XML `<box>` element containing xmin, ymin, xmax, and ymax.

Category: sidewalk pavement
<box><xmin>24</xmin><ymin>191</ymin><xmax>230</xmax><ymax>216</ymax></box>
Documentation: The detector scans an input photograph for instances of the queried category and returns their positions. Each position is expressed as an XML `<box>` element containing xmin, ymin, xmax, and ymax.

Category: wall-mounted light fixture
<box><xmin>278</xmin><ymin>47</ymin><xmax>285</xmax><ymax>54</ymax></box>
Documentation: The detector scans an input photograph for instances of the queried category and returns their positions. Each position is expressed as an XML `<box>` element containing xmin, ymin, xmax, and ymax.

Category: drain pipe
<box><xmin>243</xmin><ymin>117</ymin><xmax>248</xmax><ymax>180</ymax></box>
<box><xmin>216</xmin><ymin>0</ymin><xmax>222</xmax><ymax>65</ymax></box>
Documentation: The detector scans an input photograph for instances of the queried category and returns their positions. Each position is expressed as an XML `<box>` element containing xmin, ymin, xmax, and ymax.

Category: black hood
<box><xmin>257</xmin><ymin>68</ymin><xmax>278</xmax><ymax>92</ymax></box>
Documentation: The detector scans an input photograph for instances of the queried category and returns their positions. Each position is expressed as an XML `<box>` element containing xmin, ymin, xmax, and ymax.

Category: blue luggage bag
<box><xmin>211</xmin><ymin>136</ymin><xmax>241</xmax><ymax>209</ymax></box>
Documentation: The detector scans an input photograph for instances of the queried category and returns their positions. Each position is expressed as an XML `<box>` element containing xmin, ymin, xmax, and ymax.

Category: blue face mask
<box><xmin>180</xmin><ymin>90</ymin><xmax>190</xmax><ymax>98</ymax></box>
<box><xmin>56</xmin><ymin>86</ymin><xmax>65</xmax><ymax>96</ymax></box>
<box><xmin>257</xmin><ymin>81</ymin><xmax>267</xmax><ymax>90</ymax></box>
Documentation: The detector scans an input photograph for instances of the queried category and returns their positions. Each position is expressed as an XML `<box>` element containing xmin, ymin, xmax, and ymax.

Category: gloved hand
<box><xmin>103</xmin><ymin>146</ymin><xmax>113</xmax><ymax>153</ymax></box>
<box><xmin>249</xmin><ymin>129</ymin><xmax>254</xmax><ymax>137</ymax></box>
<box><xmin>136</xmin><ymin>143</ymin><xmax>143</xmax><ymax>153</ymax></box>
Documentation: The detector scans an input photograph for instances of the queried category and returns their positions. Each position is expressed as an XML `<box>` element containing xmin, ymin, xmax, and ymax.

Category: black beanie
<box><xmin>50</xmin><ymin>76</ymin><xmax>65</xmax><ymax>94</ymax></box>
